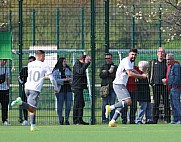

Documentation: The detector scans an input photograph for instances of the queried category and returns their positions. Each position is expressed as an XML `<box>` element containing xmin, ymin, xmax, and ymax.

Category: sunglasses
<box><xmin>105</xmin><ymin>58</ymin><xmax>111</xmax><ymax>59</ymax></box>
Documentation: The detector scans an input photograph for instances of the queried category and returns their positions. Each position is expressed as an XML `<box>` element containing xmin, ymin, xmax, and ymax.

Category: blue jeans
<box><xmin>136</xmin><ymin>102</ymin><xmax>152</xmax><ymax>123</ymax></box>
<box><xmin>170</xmin><ymin>88</ymin><xmax>181</xmax><ymax>122</ymax></box>
<box><xmin>102</xmin><ymin>88</ymin><xmax>116</xmax><ymax>123</ymax></box>
<box><xmin>55</xmin><ymin>92</ymin><xmax>73</xmax><ymax>123</ymax></box>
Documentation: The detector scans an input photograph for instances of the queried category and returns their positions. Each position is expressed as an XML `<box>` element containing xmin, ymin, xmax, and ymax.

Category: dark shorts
<box><xmin>25</xmin><ymin>89</ymin><xmax>40</xmax><ymax>108</ymax></box>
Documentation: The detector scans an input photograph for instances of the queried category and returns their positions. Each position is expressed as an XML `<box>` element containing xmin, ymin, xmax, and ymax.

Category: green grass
<box><xmin>0</xmin><ymin>124</ymin><xmax>181</xmax><ymax>142</ymax></box>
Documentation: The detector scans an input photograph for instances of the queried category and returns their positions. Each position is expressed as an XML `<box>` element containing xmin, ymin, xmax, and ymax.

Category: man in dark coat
<box><xmin>72</xmin><ymin>55</ymin><xmax>91</xmax><ymax>125</ymax></box>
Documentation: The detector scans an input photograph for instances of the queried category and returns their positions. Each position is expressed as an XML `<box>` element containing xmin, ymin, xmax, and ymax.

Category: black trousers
<box><xmin>152</xmin><ymin>84</ymin><xmax>170</xmax><ymax>123</ymax></box>
<box><xmin>0</xmin><ymin>90</ymin><xmax>9</xmax><ymax>122</ymax></box>
<box><xmin>72</xmin><ymin>88</ymin><xmax>85</xmax><ymax>123</ymax></box>
<box><xmin>22</xmin><ymin>86</ymin><xmax>28</xmax><ymax>121</ymax></box>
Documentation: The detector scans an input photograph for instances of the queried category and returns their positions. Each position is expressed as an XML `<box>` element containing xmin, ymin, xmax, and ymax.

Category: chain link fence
<box><xmin>0</xmin><ymin>0</ymin><xmax>180</xmax><ymax>125</ymax></box>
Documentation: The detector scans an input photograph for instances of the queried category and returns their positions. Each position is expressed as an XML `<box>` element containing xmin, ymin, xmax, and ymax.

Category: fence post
<box><xmin>18</xmin><ymin>0</ymin><xmax>23</xmax><ymax>123</ymax></box>
<box><xmin>81</xmin><ymin>6</ymin><xmax>85</xmax><ymax>49</ymax></box>
<box><xmin>131</xmin><ymin>5</ymin><xmax>135</xmax><ymax>49</ymax></box>
<box><xmin>32</xmin><ymin>9</ymin><xmax>36</xmax><ymax>46</ymax></box>
<box><xmin>105</xmin><ymin>0</ymin><xmax>109</xmax><ymax>53</ymax></box>
<box><xmin>91</xmin><ymin>0</ymin><xmax>96</xmax><ymax>125</ymax></box>
<box><xmin>56</xmin><ymin>8</ymin><xmax>60</xmax><ymax>51</ymax></box>
<box><xmin>8</xmin><ymin>10</ymin><xmax>13</xmax><ymax>105</ymax></box>
<box><xmin>158</xmin><ymin>4</ymin><xmax>162</xmax><ymax>47</ymax></box>
<box><xmin>8</xmin><ymin>10</ymin><xmax>12</xmax><ymax>31</ymax></box>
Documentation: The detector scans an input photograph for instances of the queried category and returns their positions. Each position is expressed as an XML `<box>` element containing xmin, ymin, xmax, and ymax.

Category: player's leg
<box><xmin>27</xmin><ymin>91</ymin><xmax>39</xmax><ymax>131</ymax></box>
<box><xmin>107</xmin><ymin>84</ymin><xmax>131</xmax><ymax>127</ymax></box>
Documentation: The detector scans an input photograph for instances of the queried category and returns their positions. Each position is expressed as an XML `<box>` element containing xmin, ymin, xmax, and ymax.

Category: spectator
<box><xmin>165</xmin><ymin>53</ymin><xmax>181</xmax><ymax>124</ymax></box>
<box><xmin>0</xmin><ymin>59</ymin><xmax>10</xmax><ymax>126</ymax></box>
<box><xmin>136</xmin><ymin>61</ymin><xmax>153</xmax><ymax>124</ymax></box>
<box><xmin>53</xmin><ymin>57</ymin><xmax>73</xmax><ymax>125</ymax></box>
<box><xmin>105</xmin><ymin>48</ymin><xmax>147</xmax><ymax>127</ymax></box>
<box><xmin>149</xmin><ymin>47</ymin><xmax>170</xmax><ymax>124</ymax></box>
<box><xmin>18</xmin><ymin>56</ymin><xmax>36</xmax><ymax>126</ymax></box>
<box><xmin>11</xmin><ymin>50</ymin><xmax>59</xmax><ymax>131</ymax></box>
<box><xmin>72</xmin><ymin>55</ymin><xmax>91</xmax><ymax>125</ymax></box>
<box><xmin>121</xmin><ymin>66</ymin><xmax>139</xmax><ymax>124</ymax></box>
<box><xmin>99</xmin><ymin>53</ymin><xmax>117</xmax><ymax>124</ymax></box>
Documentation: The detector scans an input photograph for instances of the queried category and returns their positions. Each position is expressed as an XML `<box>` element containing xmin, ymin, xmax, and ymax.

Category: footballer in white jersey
<box><xmin>113</xmin><ymin>57</ymin><xmax>134</xmax><ymax>86</ymax></box>
<box><xmin>11</xmin><ymin>50</ymin><xmax>59</xmax><ymax>131</ymax></box>
<box><xmin>105</xmin><ymin>49</ymin><xmax>147</xmax><ymax>127</ymax></box>
<box><xmin>25</xmin><ymin>60</ymin><xmax>52</xmax><ymax>92</ymax></box>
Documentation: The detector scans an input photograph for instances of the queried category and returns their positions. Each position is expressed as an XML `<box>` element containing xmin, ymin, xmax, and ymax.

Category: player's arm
<box><xmin>48</xmin><ymin>73</ymin><xmax>59</xmax><ymax>93</ymax></box>
<box><xmin>126</xmin><ymin>69</ymin><xmax>147</xmax><ymax>79</ymax></box>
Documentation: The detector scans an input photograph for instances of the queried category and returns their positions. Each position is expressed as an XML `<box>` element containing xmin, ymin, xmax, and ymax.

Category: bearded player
<box><xmin>105</xmin><ymin>48</ymin><xmax>147</xmax><ymax>127</ymax></box>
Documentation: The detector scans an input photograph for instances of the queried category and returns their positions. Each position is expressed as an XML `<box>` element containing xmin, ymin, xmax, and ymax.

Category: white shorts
<box><xmin>113</xmin><ymin>84</ymin><xmax>131</xmax><ymax>101</ymax></box>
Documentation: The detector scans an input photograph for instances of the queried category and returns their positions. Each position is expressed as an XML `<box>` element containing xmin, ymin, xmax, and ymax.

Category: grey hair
<box><xmin>157</xmin><ymin>47</ymin><xmax>165</xmax><ymax>52</ymax></box>
<box><xmin>166</xmin><ymin>53</ymin><xmax>174</xmax><ymax>60</ymax></box>
<box><xmin>138</xmin><ymin>61</ymin><xmax>149</xmax><ymax>68</ymax></box>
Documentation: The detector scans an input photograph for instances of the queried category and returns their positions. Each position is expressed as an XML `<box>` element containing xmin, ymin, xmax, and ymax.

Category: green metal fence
<box><xmin>0</xmin><ymin>0</ymin><xmax>180</xmax><ymax>125</ymax></box>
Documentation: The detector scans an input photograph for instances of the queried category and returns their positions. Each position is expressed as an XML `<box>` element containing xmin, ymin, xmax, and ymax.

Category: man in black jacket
<box><xmin>99</xmin><ymin>53</ymin><xmax>117</xmax><ymax>124</ymax></box>
<box><xmin>72</xmin><ymin>55</ymin><xmax>91</xmax><ymax>125</ymax></box>
<box><xmin>149</xmin><ymin>47</ymin><xmax>170</xmax><ymax>124</ymax></box>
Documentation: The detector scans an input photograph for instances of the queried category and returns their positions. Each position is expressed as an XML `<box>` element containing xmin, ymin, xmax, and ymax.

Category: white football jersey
<box><xmin>25</xmin><ymin>60</ymin><xmax>52</xmax><ymax>92</ymax></box>
<box><xmin>113</xmin><ymin>57</ymin><xmax>134</xmax><ymax>85</ymax></box>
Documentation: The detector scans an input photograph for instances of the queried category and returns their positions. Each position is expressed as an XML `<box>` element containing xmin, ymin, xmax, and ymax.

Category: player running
<box><xmin>11</xmin><ymin>50</ymin><xmax>59</xmax><ymax>131</ymax></box>
<box><xmin>105</xmin><ymin>48</ymin><xmax>147</xmax><ymax>127</ymax></box>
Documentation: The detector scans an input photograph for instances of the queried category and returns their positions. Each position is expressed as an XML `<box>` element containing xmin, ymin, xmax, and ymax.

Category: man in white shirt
<box><xmin>105</xmin><ymin>48</ymin><xmax>147</xmax><ymax>127</ymax></box>
<box><xmin>11</xmin><ymin>50</ymin><xmax>59</xmax><ymax>131</ymax></box>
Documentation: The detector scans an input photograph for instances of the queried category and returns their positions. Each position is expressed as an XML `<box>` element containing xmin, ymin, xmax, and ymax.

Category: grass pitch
<box><xmin>0</xmin><ymin>124</ymin><xmax>181</xmax><ymax>142</ymax></box>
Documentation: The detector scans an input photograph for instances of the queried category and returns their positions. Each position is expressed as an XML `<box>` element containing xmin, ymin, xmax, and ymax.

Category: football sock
<box><xmin>30</xmin><ymin>114</ymin><xmax>36</xmax><ymax>125</ymax></box>
<box><xmin>112</xmin><ymin>108</ymin><xmax>122</xmax><ymax>121</ymax></box>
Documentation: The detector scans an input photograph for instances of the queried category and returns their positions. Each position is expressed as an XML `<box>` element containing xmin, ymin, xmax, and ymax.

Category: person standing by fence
<box><xmin>165</xmin><ymin>53</ymin><xmax>181</xmax><ymax>124</ymax></box>
<box><xmin>53</xmin><ymin>57</ymin><xmax>73</xmax><ymax>125</ymax></box>
<box><xmin>0</xmin><ymin>59</ymin><xmax>11</xmax><ymax>126</ymax></box>
<box><xmin>149</xmin><ymin>47</ymin><xmax>170</xmax><ymax>124</ymax></box>
<box><xmin>72</xmin><ymin>55</ymin><xmax>91</xmax><ymax>125</ymax></box>
<box><xmin>136</xmin><ymin>61</ymin><xmax>153</xmax><ymax>124</ymax></box>
<box><xmin>99</xmin><ymin>53</ymin><xmax>117</xmax><ymax>124</ymax></box>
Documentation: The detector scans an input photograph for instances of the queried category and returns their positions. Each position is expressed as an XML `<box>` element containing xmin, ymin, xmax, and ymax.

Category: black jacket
<box><xmin>18</xmin><ymin>67</ymin><xmax>28</xmax><ymax>84</ymax></box>
<box><xmin>149</xmin><ymin>59</ymin><xmax>167</xmax><ymax>85</ymax></box>
<box><xmin>71</xmin><ymin>60</ymin><xmax>90</xmax><ymax>89</ymax></box>
<box><xmin>137</xmin><ymin>72</ymin><xmax>151</xmax><ymax>102</ymax></box>
<box><xmin>99</xmin><ymin>63</ymin><xmax>117</xmax><ymax>88</ymax></box>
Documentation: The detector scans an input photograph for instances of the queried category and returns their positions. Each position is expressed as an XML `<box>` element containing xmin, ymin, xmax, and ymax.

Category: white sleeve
<box><xmin>48</xmin><ymin>74</ymin><xmax>58</xmax><ymax>90</ymax></box>
<box><xmin>44</xmin><ymin>63</ymin><xmax>52</xmax><ymax>76</ymax></box>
